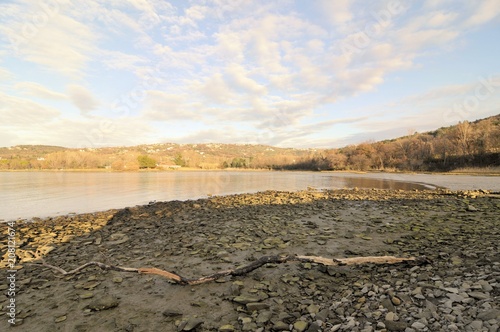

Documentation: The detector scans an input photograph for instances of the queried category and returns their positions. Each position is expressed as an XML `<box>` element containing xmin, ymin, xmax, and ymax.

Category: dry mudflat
<box><xmin>1</xmin><ymin>188</ymin><xmax>499</xmax><ymax>332</ymax></box>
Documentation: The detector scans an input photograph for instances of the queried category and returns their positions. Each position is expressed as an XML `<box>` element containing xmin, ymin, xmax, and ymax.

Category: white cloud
<box><xmin>1</xmin><ymin>3</ymin><xmax>96</xmax><ymax>78</ymax></box>
<box><xmin>427</xmin><ymin>12</ymin><xmax>458</xmax><ymax>27</ymax></box>
<box><xmin>67</xmin><ymin>84</ymin><xmax>100</xmax><ymax>115</ymax></box>
<box><xmin>225</xmin><ymin>64</ymin><xmax>267</xmax><ymax>95</ymax></box>
<box><xmin>464</xmin><ymin>0</ymin><xmax>500</xmax><ymax>27</ymax></box>
<box><xmin>1</xmin><ymin>0</ymin><xmax>499</xmax><ymax>148</ymax></box>
<box><xmin>98</xmin><ymin>50</ymin><xmax>149</xmax><ymax>73</ymax></box>
<box><xmin>15</xmin><ymin>82</ymin><xmax>67</xmax><ymax>99</ymax></box>
<box><xmin>318</xmin><ymin>0</ymin><xmax>353</xmax><ymax>25</ymax></box>
<box><xmin>0</xmin><ymin>92</ymin><xmax>60</xmax><ymax>125</ymax></box>
<box><xmin>195</xmin><ymin>74</ymin><xmax>238</xmax><ymax>105</ymax></box>
<box><xmin>0</xmin><ymin>67</ymin><xmax>13</xmax><ymax>81</ymax></box>
<box><xmin>142</xmin><ymin>90</ymin><xmax>194</xmax><ymax>121</ymax></box>
<box><xmin>399</xmin><ymin>83</ymin><xmax>476</xmax><ymax>105</ymax></box>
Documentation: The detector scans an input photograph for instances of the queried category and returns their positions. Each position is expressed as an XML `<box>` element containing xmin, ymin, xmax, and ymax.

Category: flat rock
<box><xmin>233</xmin><ymin>296</ymin><xmax>261</xmax><ymax>304</ymax></box>
<box><xmin>86</xmin><ymin>295</ymin><xmax>119</xmax><ymax>311</ymax></box>
<box><xmin>273</xmin><ymin>321</ymin><xmax>289</xmax><ymax>331</ymax></box>
<box><xmin>476</xmin><ymin>309</ymin><xmax>500</xmax><ymax>320</ymax></box>
<box><xmin>384</xmin><ymin>320</ymin><xmax>407</xmax><ymax>331</ymax></box>
<box><xmin>246</xmin><ymin>302</ymin><xmax>269</xmax><ymax>311</ymax></box>
<box><xmin>293</xmin><ymin>320</ymin><xmax>309</xmax><ymax>332</ymax></box>
<box><xmin>182</xmin><ymin>317</ymin><xmax>204</xmax><ymax>331</ymax></box>
<box><xmin>468</xmin><ymin>292</ymin><xmax>489</xmax><ymax>300</ymax></box>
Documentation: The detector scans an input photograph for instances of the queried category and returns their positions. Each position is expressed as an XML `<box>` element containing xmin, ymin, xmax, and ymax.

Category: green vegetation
<box><xmin>137</xmin><ymin>155</ymin><xmax>157</xmax><ymax>169</ymax></box>
<box><xmin>173</xmin><ymin>153</ymin><xmax>187</xmax><ymax>167</ymax></box>
<box><xmin>0</xmin><ymin>115</ymin><xmax>498</xmax><ymax>172</ymax></box>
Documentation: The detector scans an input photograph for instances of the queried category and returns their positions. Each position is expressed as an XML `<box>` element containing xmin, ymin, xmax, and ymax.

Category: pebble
<box><xmin>3</xmin><ymin>189</ymin><xmax>499</xmax><ymax>332</ymax></box>
<box><xmin>85</xmin><ymin>296</ymin><xmax>119</xmax><ymax>311</ymax></box>
<box><xmin>411</xmin><ymin>321</ymin><xmax>427</xmax><ymax>330</ymax></box>
<box><xmin>293</xmin><ymin>320</ymin><xmax>309</xmax><ymax>332</ymax></box>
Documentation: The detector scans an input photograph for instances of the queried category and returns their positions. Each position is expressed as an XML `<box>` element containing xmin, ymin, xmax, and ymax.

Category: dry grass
<box><xmin>449</xmin><ymin>166</ymin><xmax>500</xmax><ymax>175</ymax></box>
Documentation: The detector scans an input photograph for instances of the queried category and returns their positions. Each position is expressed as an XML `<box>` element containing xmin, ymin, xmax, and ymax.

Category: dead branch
<box><xmin>29</xmin><ymin>254</ymin><xmax>429</xmax><ymax>285</ymax></box>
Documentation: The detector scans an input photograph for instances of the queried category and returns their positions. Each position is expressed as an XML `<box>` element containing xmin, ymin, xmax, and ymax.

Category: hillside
<box><xmin>0</xmin><ymin>143</ymin><xmax>312</xmax><ymax>171</ymax></box>
<box><xmin>0</xmin><ymin>115</ymin><xmax>498</xmax><ymax>172</ymax></box>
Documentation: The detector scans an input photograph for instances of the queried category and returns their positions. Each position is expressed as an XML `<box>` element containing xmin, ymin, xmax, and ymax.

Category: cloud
<box><xmin>142</xmin><ymin>90</ymin><xmax>194</xmax><ymax>121</ymax></box>
<box><xmin>67</xmin><ymin>84</ymin><xmax>100</xmax><ymax>115</ymax></box>
<box><xmin>195</xmin><ymin>74</ymin><xmax>238</xmax><ymax>105</ymax></box>
<box><xmin>15</xmin><ymin>82</ymin><xmax>67</xmax><ymax>100</ymax></box>
<box><xmin>318</xmin><ymin>0</ymin><xmax>352</xmax><ymax>25</ymax></box>
<box><xmin>98</xmin><ymin>50</ymin><xmax>149</xmax><ymax>73</ymax></box>
<box><xmin>60</xmin><ymin>116</ymin><xmax>156</xmax><ymax>148</ymax></box>
<box><xmin>0</xmin><ymin>2</ymin><xmax>96</xmax><ymax>78</ymax></box>
<box><xmin>0</xmin><ymin>67</ymin><xmax>14</xmax><ymax>81</ymax></box>
<box><xmin>464</xmin><ymin>0</ymin><xmax>500</xmax><ymax>27</ymax></box>
<box><xmin>165</xmin><ymin>127</ymin><xmax>255</xmax><ymax>145</ymax></box>
<box><xmin>399</xmin><ymin>83</ymin><xmax>475</xmax><ymax>105</ymax></box>
<box><xmin>427</xmin><ymin>12</ymin><xmax>458</xmax><ymax>27</ymax></box>
<box><xmin>1</xmin><ymin>0</ymin><xmax>499</xmax><ymax>149</ymax></box>
<box><xmin>225</xmin><ymin>64</ymin><xmax>266</xmax><ymax>95</ymax></box>
<box><xmin>0</xmin><ymin>92</ymin><xmax>60</xmax><ymax>126</ymax></box>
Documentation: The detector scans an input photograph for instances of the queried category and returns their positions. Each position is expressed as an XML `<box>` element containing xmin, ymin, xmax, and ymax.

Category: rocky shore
<box><xmin>1</xmin><ymin>189</ymin><xmax>499</xmax><ymax>331</ymax></box>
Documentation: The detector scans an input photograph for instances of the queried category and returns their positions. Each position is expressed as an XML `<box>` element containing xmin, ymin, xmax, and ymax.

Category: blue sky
<box><xmin>1</xmin><ymin>0</ymin><xmax>499</xmax><ymax>149</ymax></box>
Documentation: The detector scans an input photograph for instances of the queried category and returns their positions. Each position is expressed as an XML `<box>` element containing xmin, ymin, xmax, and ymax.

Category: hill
<box><xmin>0</xmin><ymin>115</ymin><xmax>498</xmax><ymax>172</ymax></box>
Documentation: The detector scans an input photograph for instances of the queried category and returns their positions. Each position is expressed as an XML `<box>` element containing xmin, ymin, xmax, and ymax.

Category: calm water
<box><xmin>0</xmin><ymin>171</ymin><xmax>498</xmax><ymax>221</ymax></box>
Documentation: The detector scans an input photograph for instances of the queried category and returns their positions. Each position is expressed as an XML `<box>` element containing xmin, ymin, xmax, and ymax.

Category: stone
<box><xmin>411</xmin><ymin>321</ymin><xmax>426</xmax><ymax>330</ymax></box>
<box><xmin>467</xmin><ymin>205</ymin><xmax>478</xmax><ymax>212</ymax></box>
<box><xmin>306</xmin><ymin>322</ymin><xmax>321</xmax><ymax>332</ymax></box>
<box><xmin>293</xmin><ymin>320</ymin><xmax>309</xmax><ymax>332</ymax></box>
<box><xmin>381</xmin><ymin>298</ymin><xmax>396</xmax><ymax>312</ymax></box>
<box><xmin>307</xmin><ymin>304</ymin><xmax>320</xmax><ymax>315</ymax></box>
<box><xmin>112</xmin><ymin>277</ymin><xmax>123</xmax><ymax>283</ymax></box>
<box><xmin>447</xmin><ymin>293</ymin><xmax>465</xmax><ymax>303</ymax></box>
<box><xmin>385</xmin><ymin>312</ymin><xmax>398</xmax><ymax>321</ymax></box>
<box><xmin>107</xmin><ymin>233</ymin><xmax>129</xmax><ymax>245</ymax></box>
<box><xmin>86</xmin><ymin>295</ymin><xmax>119</xmax><ymax>311</ymax></box>
<box><xmin>256</xmin><ymin>310</ymin><xmax>272</xmax><ymax>324</ymax></box>
<box><xmin>219</xmin><ymin>324</ymin><xmax>235</xmax><ymax>332</ymax></box>
<box><xmin>476</xmin><ymin>309</ymin><xmax>500</xmax><ymax>321</ymax></box>
<box><xmin>182</xmin><ymin>317</ymin><xmax>204</xmax><ymax>331</ymax></box>
<box><xmin>467</xmin><ymin>320</ymin><xmax>483</xmax><ymax>330</ymax></box>
<box><xmin>233</xmin><ymin>296</ymin><xmax>261</xmax><ymax>304</ymax></box>
<box><xmin>79</xmin><ymin>292</ymin><xmax>94</xmax><ymax>299</ymax></box>
<box><xmin>246</xmin><ymin>302</ymin><xmax>269</xmax><ymax>311</ymax></box>
<box><xmin>162</xmin><ymin>310</ymin><xmax>183</xmax><ymax>318</ymax></box>
<box><xmin>384</xmin><ymin>320</ymin><xmax>407</xmax><ymax>331</ymax></box>
<box><xmin>54</xmin><ymin>315</ymin><xmax>67</xmax><ymax>323</ymax></box>
<box><xmin>468</xmin><ymin>292</ymin><xmax>489</xmax><ymax>300</ymax></box>
<box><xmin>273</xmin><ymin>321</ymin><xmax>289</xmax><ymax>331</ymax></box>
<box><xmin>315</xmin><ymin>309</ymin><xmax>330</xmax><ymax>322</ymax></box>
<box><xmin>391</xmin><ymin>296</ymin><xmax>401</xmax><ymax>306</ymax></box>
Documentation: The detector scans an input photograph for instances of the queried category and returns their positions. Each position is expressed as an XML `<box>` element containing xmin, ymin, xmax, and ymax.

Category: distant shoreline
<box><xmin>1</xmin><ymin>167</ymin><xmax>499</xmax><ymax>176</ymax></box>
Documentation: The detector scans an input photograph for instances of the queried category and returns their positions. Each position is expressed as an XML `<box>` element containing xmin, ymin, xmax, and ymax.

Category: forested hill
<box><xmin>1</xmin><ymin>115</ymin><xmax>498</xmax><ymax>172</ymax></box>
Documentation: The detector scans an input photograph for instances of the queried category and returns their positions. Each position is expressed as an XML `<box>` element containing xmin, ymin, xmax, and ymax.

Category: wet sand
<box><xmin>1</xmin><ymin>189</ymin><xmax>499</xmax><ymax>331</ymax></box>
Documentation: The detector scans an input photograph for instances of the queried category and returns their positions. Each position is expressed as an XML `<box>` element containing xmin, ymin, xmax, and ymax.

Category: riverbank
<box><xmin>2</xmin><ymin>167</ymin><xmax>500</xmax><ymax>176</ymax></box>
<box><xmin>1</xmin><ymin>189</ymin><xmax>499</xmax><ymax>331</ymax></box>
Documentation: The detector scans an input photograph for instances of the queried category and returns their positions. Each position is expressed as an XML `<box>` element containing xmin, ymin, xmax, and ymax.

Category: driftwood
<box><xmin>30</xmin><ymin>254</ymin><xmax>429</xmax><ymax>285</ymax></box>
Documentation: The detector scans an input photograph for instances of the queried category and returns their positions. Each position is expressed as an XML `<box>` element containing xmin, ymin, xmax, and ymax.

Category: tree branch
<box><xmin>28</xmin><ymin>253</ymin><xmax>429</xmax><ymax>285</ymax></box>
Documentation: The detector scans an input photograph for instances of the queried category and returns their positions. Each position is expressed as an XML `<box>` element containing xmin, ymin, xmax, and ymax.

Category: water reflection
<box><xmin>0</xmin><ymin>171</ymin><xmax>434</xmax><ymax>221</ymax></box>
<box><xmin>336</xmin><ymin>176</ymin><xmax>431</xmax><ymax>190</ymax></box>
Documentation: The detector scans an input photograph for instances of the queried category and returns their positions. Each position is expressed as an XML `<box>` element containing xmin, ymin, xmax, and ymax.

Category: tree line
<box><xmin>0</xmin><ymin>115</ymin><xmax>498</xmax><ymax>172</ymax></box>
<box><xmin>281</xmin><ymin>117</ymin><xmax>499</xmax><ymax>171</ymax></box>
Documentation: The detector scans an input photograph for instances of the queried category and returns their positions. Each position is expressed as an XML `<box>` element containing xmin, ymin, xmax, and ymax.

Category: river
<box><xmin>0</xmin><ymin>171</ymin><xmax>498</xmax><ymax>221</ymax></box>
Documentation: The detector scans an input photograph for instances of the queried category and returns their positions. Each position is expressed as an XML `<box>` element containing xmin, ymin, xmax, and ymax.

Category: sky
<box><xmin>0</xmin><ymin>0</ymin><xmax>499</xmax><ymax>149</ymax></box>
